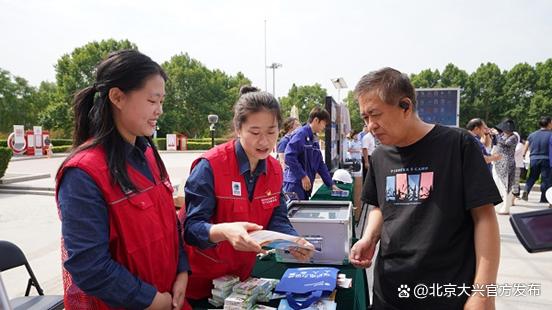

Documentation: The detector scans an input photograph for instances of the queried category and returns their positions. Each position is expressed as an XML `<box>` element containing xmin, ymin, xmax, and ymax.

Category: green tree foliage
<box><xmin>464</xmin><ymin>63</ymin><xmax>505</xmax><ymax>127</ymax></box>
<box><xmin>410</xmin><ymin>69</ymin><xmax>441</xmax><ymax>88</ymax></box>
<box><xmin>439</xmin><ymin>63</ymin><xmax>469</xmax><ymax>88</ymax></box>
<box><xmin>279</xmin><ymin>83</ymin><xmax>327</xmax><ymax>123</ymax></box>
<box><xmin>502</xmin><ymin>63</ymin><xmax>537</xmax><ymax>134</ymax></box>
<box><xmin>35</xmin><ymin>82</ymin><xmax>65</xmax><ymax>133</ymax></box>
<box><xmin>535</xmin><ymin>59</ymin><xmax>552</xmax><ymax>98</ymax></box>
<box><xmin>0</xmin><ymin>69</ymin><xmax>40</xmax><ymax>132</ymax></box>
<box><xmin>343</xmin><ymin>90</ymin><xmax>363</xmax><ymax>132</ymax></box>
<box><xmin>160</xmin><ymin>53</ymin><xmax>251</xmax><ymax>137</ymax></box>
<box><xmin>408</xmin><ymin>61</ymin><xmax>551</xmax><ymax>136</ymax></box>
<box><xmin>51</xmin><ymin>39</ymin><xmax>137</xmax><ymax>134</ymax></box>
<box><xmin>520</xmin><ymin>59</ymin><xmax>552</xmax><ymax>135</ymax></box>
<box><xmin>3</xmin><ymin>38</ymin><xmax>552</xmax><ymax>139</ymax></box>
<box><xmin>55</xmin><ymin>39</ymin><xmax>137</xmax><ymax>101</ymax></box>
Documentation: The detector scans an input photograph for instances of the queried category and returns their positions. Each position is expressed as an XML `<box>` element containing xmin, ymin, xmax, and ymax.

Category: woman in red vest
<box><xmin>183</xmin><ymin>86</ymin><xmax>314</xmax><ymax>301</ymax></box>
<box><xmin>56</xmin><ymin>50</ymin><xmax>190</xmax><ymax>310</ymax></box>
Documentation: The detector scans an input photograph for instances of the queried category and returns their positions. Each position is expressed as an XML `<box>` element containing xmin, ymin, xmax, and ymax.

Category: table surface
<box><xmin>310</xmin><ymin>183</ymin><xmax>354</xmax><ymax>202</ymax></box>
<box><xmin>188</xmin><ymin>254</ymin><xmax>369</xmax><ymax>310</ymax></box>
<box><xmin>251</xmin><ymin>254</ymin><xmax>369</xmax><ymax>310</ymax></box>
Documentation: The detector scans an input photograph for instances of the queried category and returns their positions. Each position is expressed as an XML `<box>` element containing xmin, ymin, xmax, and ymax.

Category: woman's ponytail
<box><xmin>72</xmin><ymin>86</ymin><xmax>97</xmax><ymax>148</ymax></box>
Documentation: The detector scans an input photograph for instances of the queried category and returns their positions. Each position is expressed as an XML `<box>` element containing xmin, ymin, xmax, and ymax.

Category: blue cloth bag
<box><xmin>275</xmin><ymin>267</ymin><xmax>339</xmax><ymax>309</ymax></box>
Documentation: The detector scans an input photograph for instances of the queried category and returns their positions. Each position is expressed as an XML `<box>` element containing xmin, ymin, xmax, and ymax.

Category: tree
<box><xmin>34</xmin><ymin>82</ymin><xmax>64</xmax><ymax>132</ymax></box>
<box><xmin>526</xmin><ymin>91</ymin><xmax>552</xmax><ymax>134</ymax></box>
<box><xmin>464</xmin><ymin>63</ymin><xmax>505</xmax><ymax>127</ymax></box>
<box><xmin>0</xmin><ymin>69</ymin><xmax>38</xmax><ymax>132</ymax></box>
<box><xmin>160</xmin><ymin>53</ymin><xmax>251</xmax><ymax>137</ymax></box>
<box><xmin>343</xmin><ymin>90</ymin><xmax>363</xmax><ymax>131</ymax></box>
<box><xmin>535</xmin><ymin>58</ymin><xmax>552</xmax><ymax>98</ymax></box>
<box><xmin>502</xmin><ymin>63</ymin><xmax>537</xmax><ymax>135</ymax></box>
<box><xmin>33</xmin><ymin>81</ymin><xmax>58</xmax><ymax>114</ymax></box>
<box><xmin>439</xmin><ymin>63</ymin><xmax>468</xmax><ymax>88</ymax></box>
<box><xmin>279</xmin><ymin>83</ymin><xmax>327</xmax><ymax>123</ymax></box>
<box><xmin>522</xmin><ymin>58</ymin><xmax>552</xmax><ymax>134</ymax></box>
<box><xmin>51</xmin><ymin>39</ymin><xmax>138</xmax><ymax>134</ymax></box>
<box><xmin>410</xmin><ymin>69</ymin><xmax>441</xmax><ymax>88</ymax></box>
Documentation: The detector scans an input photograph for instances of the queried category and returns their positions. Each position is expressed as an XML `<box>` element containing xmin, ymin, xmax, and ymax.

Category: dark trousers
<box><xmin>524</xmin><ymin>159</ymin><xmax>552</xmax><ymax>202</ymax></box>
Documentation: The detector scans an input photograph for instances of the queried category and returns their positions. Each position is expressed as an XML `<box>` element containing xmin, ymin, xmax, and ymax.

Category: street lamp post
<box><xmin>267</xmin><ymin>63</ymin><xmax>282</xmax><ymax>97</ymax></box>
<box><xmin>331</xmin><ymin>77</ymin><xmax>348</xmax><ymax>103</ymax></box>
<box><xmin>207</xmin><ymin>114</ymin><xmax>219</xmax><ymax>149</ymax></box>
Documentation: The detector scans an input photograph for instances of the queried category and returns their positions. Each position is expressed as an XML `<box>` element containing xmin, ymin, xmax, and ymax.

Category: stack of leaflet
<box><xmin>224</xmin><ymin>291</ymin><xmax>257</xmax><ymax>310</ymax></box>
<box><xmin>252</xmin><ymin>279</ymin><xmax>280</xmax><ymax>302</ymax></box>
<box><xmin>209</xmin><ymin>275</ymin><xmax>240</xmax><ymax>307</ymax></box>
<box><xmin>224</xmin><ymin>278</ymin><xmax>280</xmax><ymax>310</ymax></box>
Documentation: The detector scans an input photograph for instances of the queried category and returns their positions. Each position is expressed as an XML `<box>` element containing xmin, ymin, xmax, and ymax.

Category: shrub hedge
<box><xmin>0</xmin><ymin>147</ymin><xmax>13</xmax><ymax>178</ymax></box>
<box><xmin>51</xmin><ymin>139</ymin><xmax>73</xmax><ymax>146</ymax></box>
<box><xmin>52</xmin><ymin>145</ymin><xmax>72</xmax><ymax>153</ymax></box>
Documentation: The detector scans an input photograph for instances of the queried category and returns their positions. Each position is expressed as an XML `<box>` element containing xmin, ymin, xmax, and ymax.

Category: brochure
<box><xmin>249</xmin><ymin>230</ymin><xmax>317</xmax><ymax>252</ymax></box>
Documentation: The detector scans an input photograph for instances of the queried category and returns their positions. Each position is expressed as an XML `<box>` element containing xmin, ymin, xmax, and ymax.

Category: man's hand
<box><xmin>212</xmin><ymin>222</ymin><xmax>263</xmax><ymax>252</ymax></box>
<box><xmin>146</xmin><ymin>292</ymin><xmax>172</xmax><ymax>310</ymax></box>
<box><xmin>349</xmin><ymin>235</ymin><xmax>378</xmax><ymax>268</ymax></box>
<box><xmin>171</xmin><ymin>272</ymin><xmax>188</xmax><ymax>310</ymax></box>
<box><xmin>301</xmin><ymin>176</ymin><xmax>312</xmax><ymax>191</ymax></box>
<box><xmin>331</xmin><ymin>184</ymin><xmax>343</xmax><ymax>191</ymax></box>
<box><xmin>464</xmin><ymin>294</ymin><xmax>495</xmax><ymax>310</ymax></box>
<box><xmin>289</xmin><ymin>238</ymin><xmax>315</xmax><ymax>261</ymax></box>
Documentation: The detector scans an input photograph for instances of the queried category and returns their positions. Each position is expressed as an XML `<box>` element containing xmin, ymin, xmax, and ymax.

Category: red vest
<box><xmin>56</xmin><ymin>145</ymin><xmax>183</xmax><ymax>309</ymax></box>
<box><xmin>184</xmin><ymin>141</ymin><xmax>283</xmax><ymax>300</ymax></box>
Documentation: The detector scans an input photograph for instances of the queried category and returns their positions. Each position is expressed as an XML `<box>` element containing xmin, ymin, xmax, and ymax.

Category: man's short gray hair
<box><xmin>354</xmin><ymin>67</ymin><xmax>417</xmax><ymax>108</ymax></box>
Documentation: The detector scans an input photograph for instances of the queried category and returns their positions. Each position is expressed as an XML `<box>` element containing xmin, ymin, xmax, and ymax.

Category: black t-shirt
<box><xmin>363</xmin><ymin>125</ymin><xmax>502</xmax><ymax>309</ymax></box>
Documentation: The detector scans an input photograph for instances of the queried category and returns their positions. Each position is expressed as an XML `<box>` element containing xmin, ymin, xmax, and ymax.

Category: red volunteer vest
<box><xmin>55</xmin><ymin>145</ymin><xmax>184</xmax><ymax>309</ymax></box>
<box><xmin>184</xmin><ymin>141</ymin><xmax>282</xmax><ymax>300</ymax></box>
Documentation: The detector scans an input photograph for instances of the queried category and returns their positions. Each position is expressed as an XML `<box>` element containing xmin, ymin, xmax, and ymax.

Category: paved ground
<box><xmin>1</xmin><ymin>152</ymin><xmax>551</xmax><ymax>309</ymax></box>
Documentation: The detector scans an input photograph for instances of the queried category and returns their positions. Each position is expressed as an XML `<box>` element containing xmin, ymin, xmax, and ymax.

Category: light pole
<box><xmin>207</xmin><ymin>114</ymin><xmax>219</xmax><ymax>149</ymax></box>
<box><xmin>267</xmin><ymin>62</ymin><xmax>282</xmax><ymax>97</ymax></box>
<box><xmin>264</xmin><ymin>19</ymin><xmax>268</xmax><ymax>92</ymax></box>
<box><xmin>331</xmin><ymin>77</ymin><xmax>348</xmax><ymax>103</ymax></box>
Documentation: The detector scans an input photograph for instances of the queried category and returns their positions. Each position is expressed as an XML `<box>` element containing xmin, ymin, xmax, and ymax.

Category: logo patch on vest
<box><xmin>261</xmin><ymin>195</ymin><xmax>278</xmax><ymax>206</ymax></box>
<box><xmin>232</xmin><ymin>181</ymin><xmax>242</xmax><ymax>196</ymax></box>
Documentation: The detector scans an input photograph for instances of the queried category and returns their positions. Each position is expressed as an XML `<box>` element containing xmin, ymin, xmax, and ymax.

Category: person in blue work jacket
<box><xmin>283</xmin><ymin>107</ymin><xmax>341</xmax><ymax>200</ymax></box>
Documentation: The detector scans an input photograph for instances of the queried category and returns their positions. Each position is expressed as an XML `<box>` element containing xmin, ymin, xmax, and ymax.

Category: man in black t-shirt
<box><xmin>349</xmin><ymin>68</ymin><xmax>502</xmax><ymax>310</ymax></box>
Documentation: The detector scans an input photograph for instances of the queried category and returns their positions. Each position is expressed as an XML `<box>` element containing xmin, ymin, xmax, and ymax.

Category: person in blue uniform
<box><xmin>282</xmin><ymin>107</ymin><xmax>341</xmax><ymax>200</ymax></box>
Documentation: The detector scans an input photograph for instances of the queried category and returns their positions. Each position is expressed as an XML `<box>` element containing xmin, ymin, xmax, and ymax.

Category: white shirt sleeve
<box><xmin>362</xmin><ymin>133</ymin><xmax>376</xmax><ymax>155</ymax></box>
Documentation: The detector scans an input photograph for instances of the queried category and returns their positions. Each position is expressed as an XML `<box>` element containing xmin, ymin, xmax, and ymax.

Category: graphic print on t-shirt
<box><xmin>385</xmin><ymin>167</ymin><xmax>433</xmax><ymax>205</ymax></box>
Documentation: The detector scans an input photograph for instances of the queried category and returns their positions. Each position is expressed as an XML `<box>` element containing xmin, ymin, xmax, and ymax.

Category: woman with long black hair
<box><xmin>56</xmin><ymin>50</ymin><xmax>189</xmax><ymax>310</ymax></box>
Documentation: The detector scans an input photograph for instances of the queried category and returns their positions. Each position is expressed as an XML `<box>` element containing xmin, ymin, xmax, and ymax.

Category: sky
<box><xmin>1</xmin><ymin>0</ymin><xmax>551</xmax><ymax>101</ymax></box>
